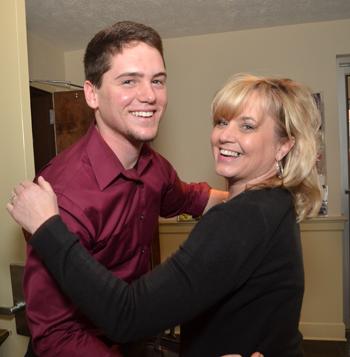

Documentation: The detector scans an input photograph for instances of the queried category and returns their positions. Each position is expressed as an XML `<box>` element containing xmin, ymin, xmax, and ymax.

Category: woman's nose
<box><xmin>219</xmin><ymin>124</ymin><xmax>236</xmax><ymax>143</ymax></box>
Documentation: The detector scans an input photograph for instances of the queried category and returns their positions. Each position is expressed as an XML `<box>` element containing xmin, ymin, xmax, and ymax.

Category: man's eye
<box><xmin>152</xmin><ymin>79</ymin><xmax>165</xmax><ymax>87</ymax></box>
<box><xmin>121</xmin><ymin>79</ymin><xmax>135</xmax><ymax>85</ymax></box>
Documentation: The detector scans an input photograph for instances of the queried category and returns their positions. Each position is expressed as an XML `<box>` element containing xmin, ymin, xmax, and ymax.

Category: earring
<box><xmin>276</xmin><ymin>160</ymin><xmax>284</xmax><ymax>179</ymax></box>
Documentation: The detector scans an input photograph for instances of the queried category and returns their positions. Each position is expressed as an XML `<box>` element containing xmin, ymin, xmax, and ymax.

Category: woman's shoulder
<box><xmin>232</xmin><ymin>187</ymin><xmax>292</xmax><ymax>207</ymax></box>
<box><xmin>218</xmin><ymin>187</ymin><xmax>295</xmax><ymax>227</ymax></box>
<box><xmin>201</xmin><ymin>187</ymin><xmax>294</xmax><ymax>224</ymax></box>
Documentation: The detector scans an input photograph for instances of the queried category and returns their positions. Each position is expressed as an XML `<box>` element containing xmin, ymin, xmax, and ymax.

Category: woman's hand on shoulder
<box><xmin>7</xmin><ymin>176</ymin><xmax>59</xmax><ymax>235</ymax></box>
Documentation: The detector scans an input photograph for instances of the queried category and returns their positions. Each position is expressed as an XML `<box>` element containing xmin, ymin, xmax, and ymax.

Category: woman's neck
<box><xmin>227</xmin><ymin>183</ymin><xmax>246</xmax><ymax>199</ymax></box>
<box><xmin>227</xmin><ymin>170</ymin><xmax>277</xmax><ymax>200</ymax></box>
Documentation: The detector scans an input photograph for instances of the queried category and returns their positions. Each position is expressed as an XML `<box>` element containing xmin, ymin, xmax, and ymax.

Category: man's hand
<box><xmin>7</xmin><ymin>176</ymin><xmax>59</xmax><ymax>235</ymax></box>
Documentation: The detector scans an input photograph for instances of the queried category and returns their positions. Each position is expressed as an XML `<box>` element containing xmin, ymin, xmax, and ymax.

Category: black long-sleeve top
<box><xmin>30</xmin><ymin>188</ymin><xmax>304</xmax><ymax>357</ymax></box>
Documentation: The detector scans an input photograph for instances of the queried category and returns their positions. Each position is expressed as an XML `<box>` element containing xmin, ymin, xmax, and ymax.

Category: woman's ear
<box><xmin>276</xmin><ymin>136</ymin><xmax>295</xmax><ymax>161</ymax></box>
<box><xmin>84</xmin><ymin>80</ymin><xmax>98</xmax><ymax>109</ymax></box>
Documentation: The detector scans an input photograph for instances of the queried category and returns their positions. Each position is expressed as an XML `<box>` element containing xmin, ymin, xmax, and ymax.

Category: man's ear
<box><xmin>84</xmin><ymin>80</ymin><xmax>98</xmax><ymax>109</ymax></box>
<box><xmin>276</xmin><ymin>136</ymin><xmax>295</xmax><ymax>161</ymax></box>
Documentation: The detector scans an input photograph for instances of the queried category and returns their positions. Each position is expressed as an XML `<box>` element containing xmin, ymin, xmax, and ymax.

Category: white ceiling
<box><xmin>26</xmin><ymin>0</ymin><xmax>350</xmax><ymax>51</ymax></box>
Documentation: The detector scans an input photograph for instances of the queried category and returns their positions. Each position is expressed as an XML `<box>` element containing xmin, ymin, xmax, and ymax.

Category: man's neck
<box><xmin>95</xmin><ymin>125</ymin><xmax>142</xmax><ymax>170</ymax></box>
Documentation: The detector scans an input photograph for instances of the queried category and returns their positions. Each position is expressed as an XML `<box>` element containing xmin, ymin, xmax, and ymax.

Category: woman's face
<box><xmin>211</xmin><ymin>92</ymin><xmax>292</xmax><ymax>193</ymax></box>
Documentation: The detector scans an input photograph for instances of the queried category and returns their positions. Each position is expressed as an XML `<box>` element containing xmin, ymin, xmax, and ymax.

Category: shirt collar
<box><xmin>85</xmin><ymin>125</ymin><xmax>153</xmax><ymax>190</ymax></box>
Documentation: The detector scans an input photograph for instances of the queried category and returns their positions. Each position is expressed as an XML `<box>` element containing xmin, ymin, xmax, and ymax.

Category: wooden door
<box><xmin>29</xmin><ymin>87</ymin><xmax>56</xmax><ymax>173</ymax></box>
<box><xmin>54</xmin><ymin>90</ymin><xmax>94</xmax><ymax>153</ymax></box>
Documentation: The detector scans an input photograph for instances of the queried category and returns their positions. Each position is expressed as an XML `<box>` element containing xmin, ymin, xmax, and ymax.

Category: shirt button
<box><xmin>141</xmin><ymin>249</ymin><xmax>145</xmax><ymax>254</ymax></box>
<box><xmin>140</xmin><ymin>214</ymin><xmax>144</xmax><ymax>220</ymax></box>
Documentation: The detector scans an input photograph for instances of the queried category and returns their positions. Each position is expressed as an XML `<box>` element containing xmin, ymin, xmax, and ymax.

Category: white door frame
<box><xmin>337</xmin><ymin>55</ymin><xmax>350</xmax><ymax>330</ymax></box>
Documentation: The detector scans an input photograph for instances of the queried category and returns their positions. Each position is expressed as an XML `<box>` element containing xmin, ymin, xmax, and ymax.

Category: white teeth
<box><xmin>220</xmin><ymin>149</ymin><xmax>241</xmax><ymax>157</ymax></box>
<box><xmin>131</xmin><ymin>111</ymin><xmax>153</xmax><ymax>118</ymax></box>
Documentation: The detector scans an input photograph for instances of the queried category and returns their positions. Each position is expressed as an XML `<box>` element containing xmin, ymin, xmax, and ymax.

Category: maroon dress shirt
<box><xmin>24</xmin><ymin>125</ymin><xmax>210</xmax><ymax>357</ymax></box>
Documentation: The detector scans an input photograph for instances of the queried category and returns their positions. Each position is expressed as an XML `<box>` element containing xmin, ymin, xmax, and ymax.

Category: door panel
<box><xmin>54</xmin><ymin>90</ymin><xmax>94</xmax><ymax>153</ymax></box>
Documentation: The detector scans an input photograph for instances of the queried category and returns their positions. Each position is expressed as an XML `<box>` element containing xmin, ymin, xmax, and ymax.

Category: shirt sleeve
<box><xmin>159</xmin><ymin>161</ymin><xmax>211</xmax><ymax>218</ymax></box>
<box><xmin>29</xmin><ymin>202</ymin><xmax>269</xmax><ymax>343</ymax></box>
<box><xmin>24</xmin><ymin>197</ymin><xmax>123</xmax><ymax>357</ymax></box>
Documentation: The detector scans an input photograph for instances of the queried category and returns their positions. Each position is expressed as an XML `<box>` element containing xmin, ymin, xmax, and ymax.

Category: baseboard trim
<box><xmin>300</xmin><ymin>321</ymin><xmax>346</xmax><ymax>341</ymax></box>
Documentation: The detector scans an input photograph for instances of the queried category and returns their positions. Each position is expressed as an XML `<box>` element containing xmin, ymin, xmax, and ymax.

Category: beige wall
<box><xmin>0</xmin><ymin>0</ymin><xmax>33</xmax><ymax>356</ymax></box>
<box><xmin>64</xmin><ymin>49</ymin><xmax>85</xmax><ymax>86</ymax></box>
<box><xmin>27</xmin><ymin>32</ymin><xmax>65</xmax><ymax>81</ymax></box>
<box><xmin>158</xmin><ymin>19</ymin><xmax>350</xmax><ymax>215</ymax></box>
<box><xmin>61</xmin><ymin>19</ymin><xmax>350</xmax><ymax>216</ymax></box>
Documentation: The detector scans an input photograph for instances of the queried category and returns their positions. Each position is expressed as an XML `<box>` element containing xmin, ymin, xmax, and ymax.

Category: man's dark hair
<box><xmin>84</xmin><ymin>21</ymin><xmax>164</xmax><ymax>88</ymax></box>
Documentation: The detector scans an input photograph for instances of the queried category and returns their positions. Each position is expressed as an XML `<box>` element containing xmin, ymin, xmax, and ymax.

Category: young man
<box><xmin>24</xmin><ymin>21</ymin><xmax>227</xmax><ymax>356</ymax></box>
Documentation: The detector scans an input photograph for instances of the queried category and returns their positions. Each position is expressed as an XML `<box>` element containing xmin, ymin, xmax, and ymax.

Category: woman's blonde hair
<box><xmin>212</xmin><ymin>73</ymin><xmax>322</xmax><ymax>221</ymax></box>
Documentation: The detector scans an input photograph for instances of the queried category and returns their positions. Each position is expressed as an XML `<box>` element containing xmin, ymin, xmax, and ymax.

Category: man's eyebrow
<box><xmin>115</xmin><ymin>72</ymin><xmax>142</xmax><ymax>79</ymax></box>
<box><xmin>154</xmin><ymin>72</ymin><xmax>167</xmax><ymax>78</ymax></box>
<box><xmin>115</xmin><ymin>71</ymin><xmax>167</xmax><ymax>79</ymax></box>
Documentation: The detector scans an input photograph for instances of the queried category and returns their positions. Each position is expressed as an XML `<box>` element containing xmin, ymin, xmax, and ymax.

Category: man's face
<box><xmin>85</xmin><ymin>42</ymin><xmax>167</xmax><ymax>147</ymax></box>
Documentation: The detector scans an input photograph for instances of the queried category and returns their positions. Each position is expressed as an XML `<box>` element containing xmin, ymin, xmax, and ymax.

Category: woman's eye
<box><xmin>241</xmin><ymin>122</ymin><xmax>255</xmax><ymax>131</ymax></box>
<box><xmin>215</xmin><ymin>118</ymin><xmax>228</xmax><ymax>127</ymax></box>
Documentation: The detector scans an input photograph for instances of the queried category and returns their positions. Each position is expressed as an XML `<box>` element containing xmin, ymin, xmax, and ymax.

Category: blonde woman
<box><xmin>8</xmin><ymin>73</ymin><xmax>321</xmax><ymax>357</ymax></box>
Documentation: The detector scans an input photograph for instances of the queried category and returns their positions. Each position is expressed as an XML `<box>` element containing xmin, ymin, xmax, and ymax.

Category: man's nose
<box><xmin>137</xmin><ymin>82</ymin><xmax>156</xmax><ymax>103</ymax></box>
